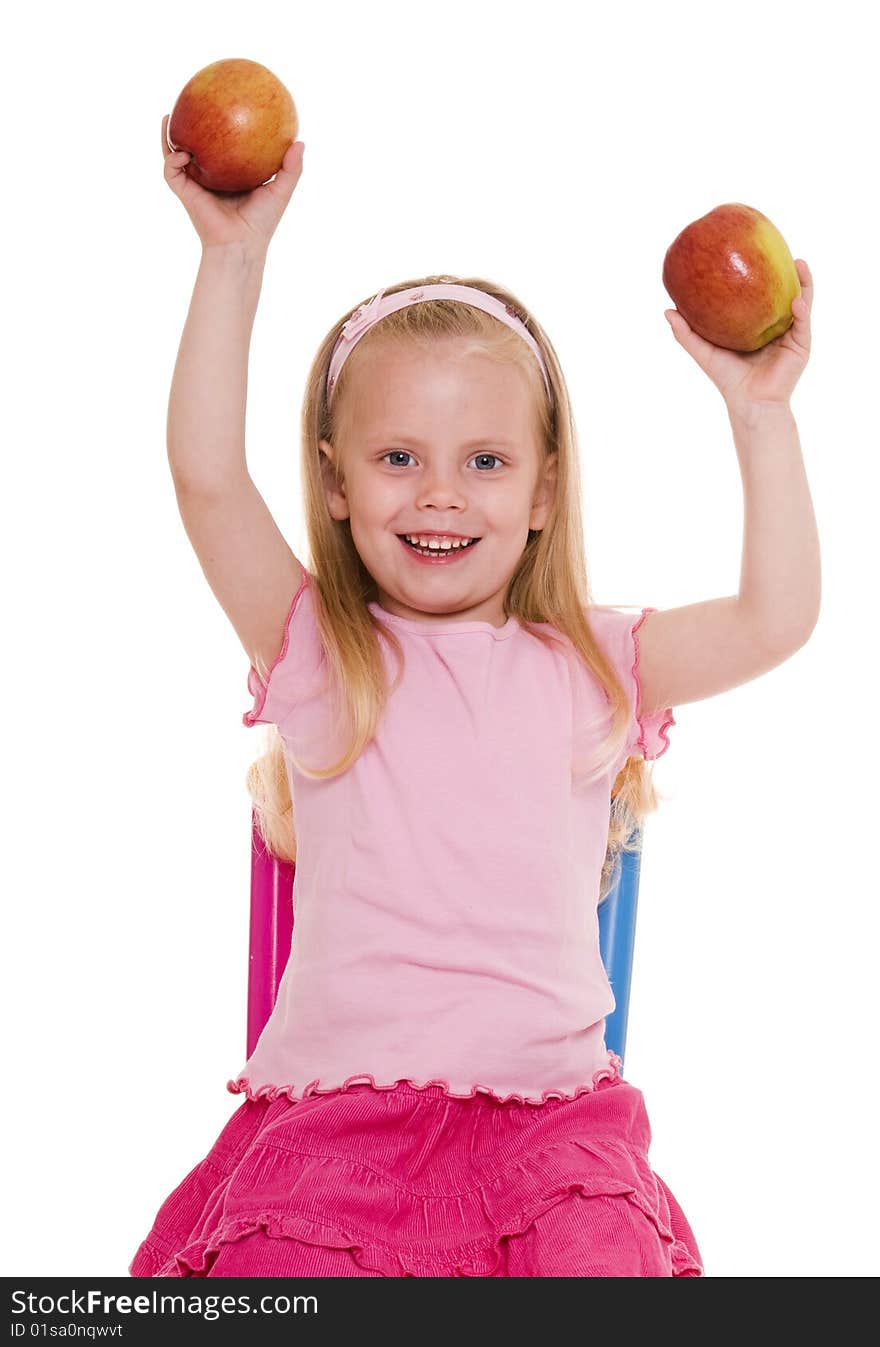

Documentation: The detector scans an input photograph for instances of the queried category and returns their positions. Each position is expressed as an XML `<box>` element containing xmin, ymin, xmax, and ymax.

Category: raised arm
<box><xmin>636</xmin><ymin>261</ymin><xmax>821</xmax><ymax>716</ymax></box>
<box><xmin>161</xmin><ymin>117</ymin><xmax>305</xmax><ymax>677</ymax></box>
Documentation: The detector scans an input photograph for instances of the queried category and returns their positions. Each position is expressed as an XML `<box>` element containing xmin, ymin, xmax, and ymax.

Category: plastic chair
<box><xmin>247</xmin><ymin>809</ymin><xmax>643</xmax><ymax>1073</ymax></box>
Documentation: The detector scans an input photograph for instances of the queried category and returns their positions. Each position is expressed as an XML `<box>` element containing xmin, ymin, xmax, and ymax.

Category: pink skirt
<box><xmin>129</xmin><ymin>1075</ymin><xmax>703</xmax><ymax>1278</ymax></box>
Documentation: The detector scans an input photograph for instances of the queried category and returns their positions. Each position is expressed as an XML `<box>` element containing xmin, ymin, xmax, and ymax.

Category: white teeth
<box><xmin>404</xmin><ymin>534</ymin><xmax>474</xmax><ymax>550</ymax></box>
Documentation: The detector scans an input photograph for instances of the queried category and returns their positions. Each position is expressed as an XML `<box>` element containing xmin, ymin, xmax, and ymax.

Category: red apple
<box><xmin>662</xmin><ymin>204</ymin><xmax>801</xmax><ymax>351</ymax></box>
<box><xmin>167</xmin><ymin>58</ymin><xmax>299</xmax><ymax>194</ymax></box>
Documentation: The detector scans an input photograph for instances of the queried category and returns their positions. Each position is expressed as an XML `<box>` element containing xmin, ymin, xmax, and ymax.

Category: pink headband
<box><xmin>326</xmin><ymin>283</ymin><xmax>553</xmax><ymax>406</ymax></box>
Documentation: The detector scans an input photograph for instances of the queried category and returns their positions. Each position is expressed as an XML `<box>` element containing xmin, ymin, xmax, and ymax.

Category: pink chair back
<box><xmin>247</xmin><ymin>810</ymin><xmax>294</xmax><ymax>1058</ymax></box>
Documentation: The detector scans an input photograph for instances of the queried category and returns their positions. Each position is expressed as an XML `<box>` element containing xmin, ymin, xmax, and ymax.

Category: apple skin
<box><xmin>662</xmin><ymin>204</ymin><xmax>801</xmax><ymax>352</ymax></box>
<box><xmin>168</xmin><ymin>58</ymin><xmax>298</xmax><ymax>194</ymax></box>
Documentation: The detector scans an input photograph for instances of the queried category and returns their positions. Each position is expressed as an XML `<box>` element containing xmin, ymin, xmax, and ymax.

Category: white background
<box><xmin>3</xmin><ymin>0</ymin><xmax>876</xmax><ymax>1278</ymax></box>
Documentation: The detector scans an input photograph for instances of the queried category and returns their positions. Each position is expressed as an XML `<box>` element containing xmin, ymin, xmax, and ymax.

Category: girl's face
<box><xmin>319</xmin><ymin>338</ymin><xmax>556</xmax><ymax>629</ymax></box>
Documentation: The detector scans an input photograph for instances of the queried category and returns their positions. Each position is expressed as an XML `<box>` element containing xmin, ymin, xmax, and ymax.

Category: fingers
<box><xmin>262</xmin><ymin>141</ymin><xmax>305</xmax><ymax>208</ymax></box>
<box><xmin>790</xmin><ymin>260</ymin><xmax>811</xmax><ymax>330</ymax></box>
<box><xmin>162</xmin><ymin>114</ymin><xmax>192</xmax><ymax>185</ymax></box>
<box><xmin>790</xmin><ymin>261</ymin><xmax>812</xmax><ymax>351</ymax></box>
<box><xmin>664</xmin><ymin>308</ymin><xmax>722</xmax><ymax>374</ymax></box>
<box><xmin>795</xmin><ymin>258</ymin><xmax>813</xmax><ymax>299</ymax></box>
<box><xmin>161</xmin><ymin>114</ymin><xmax>188</xmax><ymax>164</ymax></box>
<box><xmin>275</xmin><ymin>140</ymin><xmax>306</xmax><ymax>183</ymax></box>
<box><xmin>664</xmin><ymin>308</ymin><xmax>698</xmax><ymax>348</ymax></box>
<box><xmin>665</xmin><ymin>308</ymin><xmax>696</xmax><ymax>350</ymax></box>
<box><xmin>793</xmin><ymin>258</ymin><xmax>812</xmax><ymax>318</ymax></box>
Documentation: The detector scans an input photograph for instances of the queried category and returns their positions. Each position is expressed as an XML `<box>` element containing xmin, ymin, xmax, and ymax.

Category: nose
<box><xmin>414</xmin><ymin>464</ymin><xmax>468</xmax><ymax>511</ymax></box>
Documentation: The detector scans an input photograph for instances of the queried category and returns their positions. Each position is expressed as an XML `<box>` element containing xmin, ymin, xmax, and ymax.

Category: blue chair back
<box><xmin>597</xmin><ymin>836</ymin><xmax>642</xmax><ymax>1069</ymax></box>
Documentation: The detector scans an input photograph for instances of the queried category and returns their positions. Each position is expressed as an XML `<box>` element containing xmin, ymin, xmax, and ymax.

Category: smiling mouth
<box><xmin>396</xmin><ymin>534</ymin><xmax>483</xmax><ymax>561</ymax></box>
<box><xmin>398</xmin><ymin>535</ymin><xmax>482</xmax><ymax>553</ymax></box>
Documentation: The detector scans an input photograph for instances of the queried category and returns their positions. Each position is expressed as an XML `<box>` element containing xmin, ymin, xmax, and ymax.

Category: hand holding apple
<box><xmin>661</xmin><ymin>202</ymin><xmax>812</xmax><ymax>412</ymax></box>
<box><xmin>663</xmin><ymin>256</ymin><xmax>813</xmax><ymax>415</ymax></box>
<box><xmin>168</xmin><ymin>58</ymin><xmax>299</xmax><ymax>194</ymax></box>
<box><xmin>161</xmin><ymin>113</ymin><xmax>305</xmax><ymax>252</ymax></box>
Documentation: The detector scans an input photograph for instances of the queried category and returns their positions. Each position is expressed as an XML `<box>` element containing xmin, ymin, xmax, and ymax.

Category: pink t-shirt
<box><xmin>229</xmin><ymin>570</ymin><xmax>674</xmax><ymax>1106</ymax></box>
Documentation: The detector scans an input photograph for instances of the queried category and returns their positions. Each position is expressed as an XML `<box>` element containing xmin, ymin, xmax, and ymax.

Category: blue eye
<box><xmin>381</xmin><ymin>451</ymin><xmax>504</xmax><ymax>470</ymax></box>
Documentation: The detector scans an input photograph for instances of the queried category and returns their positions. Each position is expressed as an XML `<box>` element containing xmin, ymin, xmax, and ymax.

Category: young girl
<box><xmin>132</xmin><ymin>120</ymin><xmax>819</xmax><ymax>1278</ymax></box>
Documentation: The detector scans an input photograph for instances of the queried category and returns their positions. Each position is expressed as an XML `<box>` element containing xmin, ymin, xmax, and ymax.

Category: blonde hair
<box><xmin>246</xmin><ymin>273</ymin><xmax>666</xmax><ymax>903</ymax></box>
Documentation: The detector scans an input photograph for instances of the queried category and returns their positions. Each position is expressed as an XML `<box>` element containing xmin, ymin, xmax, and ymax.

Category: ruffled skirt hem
<box><xmin>132</xmin><ymin>1180</ymin><xmax>702</xmax><ymax>1278</ymax></box>
<box><xmin>130</xmin><ymin>1078</ymin><xmax>703</xmax><ymax>1278</ymax></box>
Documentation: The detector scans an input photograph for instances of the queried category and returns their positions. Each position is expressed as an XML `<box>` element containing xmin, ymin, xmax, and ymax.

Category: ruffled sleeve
<box><xmin>588</xmin><ymin>605</ymin><xmax>675</xmax><ymax>764</ymax></box>
<box><xmin>242</xmin><ymin>570</ymin><xmax>322</xmax><ymax>729</ymax></box>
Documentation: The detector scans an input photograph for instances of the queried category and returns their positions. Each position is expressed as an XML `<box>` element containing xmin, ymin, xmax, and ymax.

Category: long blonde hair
<box><xmin>246</xmin><ymin>273</ymin><xmax>666</xmax><ymax>902</ymax></box>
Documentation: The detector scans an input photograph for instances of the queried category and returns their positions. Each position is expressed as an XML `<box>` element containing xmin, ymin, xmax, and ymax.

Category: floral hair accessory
<box><xmin>340</xmin><ymin>290</ymin><xmax>388</xmax><ymax>342</ymax></box>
